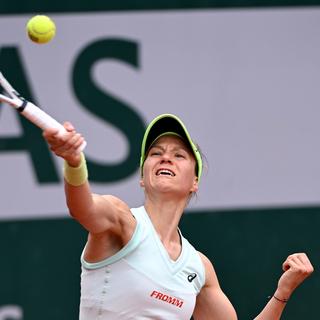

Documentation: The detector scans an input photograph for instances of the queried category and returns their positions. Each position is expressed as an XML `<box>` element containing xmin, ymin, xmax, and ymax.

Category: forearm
<box><xmin>65</xmin><ymin>181</ymin><xmax>94</xmax><ymax>218</ymax></box>
<box><xmin>43</xmin><ymin>125</ymin><xmax>112</xmax><ymax>230</ymax></box>
<box><xmin>63</xmin><ymin>154</ymin><xmax>129</xmax><ymax>234</ymax></box>
<box><xmin>254</xmin><ymin>289</ymin><xmax>289</xmax><ymax>320</ymax></box>
<box><xmin>63</xmin><ymin>153</ymin><xmax>95</xmax><ymax>221</ymax></box>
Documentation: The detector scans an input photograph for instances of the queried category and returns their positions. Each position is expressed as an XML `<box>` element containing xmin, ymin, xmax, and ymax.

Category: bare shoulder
<box><xmin>197</xmin><ymin>251</ymin><xmax>220</xmax><ymax>287</ymax></box>
<box><xmin>198</xmin><ymin>251</ymin><xmax>212</xmax><ymax>265</ymax></box>
<box><xmin>197</xmin><ymin>251</ymin><xmax>214</xmax><ymax>271</ymax></box>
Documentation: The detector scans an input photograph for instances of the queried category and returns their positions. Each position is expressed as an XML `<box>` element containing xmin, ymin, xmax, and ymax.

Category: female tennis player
<box><xmin>43</xmin><ymin>113</ymin><xmax>313</xmax><ymax>319</ymax></box>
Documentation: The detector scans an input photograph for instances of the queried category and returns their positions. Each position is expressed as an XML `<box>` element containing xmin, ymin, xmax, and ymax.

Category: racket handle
<box><xmin>21</xmin><ymin>102</ymin><xmax>86</xmax><ymax>152</ymax></box>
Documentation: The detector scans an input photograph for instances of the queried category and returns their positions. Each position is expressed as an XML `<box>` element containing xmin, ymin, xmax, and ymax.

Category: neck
<box><xmin>144</xmin><ymin>195</ymin><xmax>187</xmax><ymax>243</ymax></box>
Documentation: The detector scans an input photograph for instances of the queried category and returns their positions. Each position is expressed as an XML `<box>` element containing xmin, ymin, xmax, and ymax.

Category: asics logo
<box><xmin>187</xmin><ymin>273</ymin><xmax>197</xmax><ymax>282</ymax></box>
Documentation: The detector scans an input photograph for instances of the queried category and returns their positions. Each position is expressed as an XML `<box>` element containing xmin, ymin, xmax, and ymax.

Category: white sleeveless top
<box><xmin>79</xmin><ymin>206</ymin><xmax>205</xmax><ymax>320</ymax></box>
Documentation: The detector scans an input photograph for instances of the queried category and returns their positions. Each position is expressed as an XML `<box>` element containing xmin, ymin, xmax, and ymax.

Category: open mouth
<box><xmin>156</xmin><ymin>169</ymin><xmax>175</xmax><ymax>177</ymax></box>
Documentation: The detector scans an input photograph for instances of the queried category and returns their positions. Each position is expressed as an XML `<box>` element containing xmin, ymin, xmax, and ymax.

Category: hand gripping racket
<box><xmin>0</xmin><ymin>71</ymin><xmax>86</xmax><ymax>152</ymax></box>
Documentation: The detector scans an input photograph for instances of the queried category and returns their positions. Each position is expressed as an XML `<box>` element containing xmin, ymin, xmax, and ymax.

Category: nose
<box><xmin>160</xmin><ymin>153</ymin><xmax>172</xmax><ymax>164</ymax></box>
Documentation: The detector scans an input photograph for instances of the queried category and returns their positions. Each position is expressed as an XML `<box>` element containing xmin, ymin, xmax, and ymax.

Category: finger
<box><xmin>51</xmin><ymin>133</ymin><xmax>83</xmax><ymax>154</ymax></box>
<box><xmin>282</xmin><ymin>254</ymin><xmax>314</xmax><ymax>275</ymax></box>
<box><xmin>63</xmin><ymin>133</ymin><xmax>84</xmax><ymax>152</ymax></box>
<box><xmin>287</xmin><ymin>253</ymin><xmax>310</xmax><ymax>268</ymax></box>
<box><xmin>72</xmin><ymin>136</ymin><xmax>85</xmax><ymax>150</ymax></box>
<box><xmin>292</xmin><ymin>253</ymin><xmax>306</xmax><ymax>267</ymax></box>
<box><xmin>46</xmin><ymin>132</ymin><xmax>68</xmax><ymax>146</ymax></box>
<box><xmin>42</xmin><ymin>127</ymin><xmax>60</xmax><ymax>139</ymax></box>
<box><xmin>63</xmin><ymin>121</ymin><xmax>75</xmax><ymax>132</ymax></box>
<box><xmin>51</xmin><ymin>144</ymin><xmax>74</xmax><ymax>157</ymax></box>
<box><xmin>282</xmin><ymin>255</ymin><xmax>301</xmax><ymax>271</ymax></box>
<box><xmin>294</xmin><ymin>253</ymin><xmax>314</xmax><ymax>273</ymax></box>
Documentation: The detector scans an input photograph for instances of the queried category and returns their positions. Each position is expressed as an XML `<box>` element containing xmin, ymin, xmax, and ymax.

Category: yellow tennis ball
<box><xmin>26</xmin><ymin>15</ymin><xmax>56</xmax><ymax>44</ymax></box>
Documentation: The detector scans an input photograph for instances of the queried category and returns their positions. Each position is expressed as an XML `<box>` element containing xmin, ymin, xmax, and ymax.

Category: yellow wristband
<box><xmin>63</xmin><ymin>153</ymin><xmax>88</xmax><ymax>186</ymax></box>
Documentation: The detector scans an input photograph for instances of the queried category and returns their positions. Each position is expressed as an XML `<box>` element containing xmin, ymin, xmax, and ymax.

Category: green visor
<box><xmin>140</xmin><ymin>114</ymin><xmax>202</xmax><ymax>182</ymax></box>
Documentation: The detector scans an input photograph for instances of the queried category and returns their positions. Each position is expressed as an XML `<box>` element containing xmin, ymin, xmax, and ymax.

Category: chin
<box><xmin>157</xmin><ymin>183</ymin><xmax>188</xmax><ymax>195</ymax></box>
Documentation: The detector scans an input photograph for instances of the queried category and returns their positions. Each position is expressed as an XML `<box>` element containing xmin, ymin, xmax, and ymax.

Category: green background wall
<box><xmin>0</xmin><ymin>208</ymin><xmax>319</xmax><ymax>319</ymax></box>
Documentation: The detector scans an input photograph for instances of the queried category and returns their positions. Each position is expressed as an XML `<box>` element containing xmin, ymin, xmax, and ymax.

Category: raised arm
<box><xmin>254</xmin><ymin>252</ymin><xmax>314</xmax><ymax>320</ymax></box>
<box><xmin>193</xmin><ymin>252</ymin><xmax>313</xmax><ymax>320</ymax></box>
<box><xmin>193</xmin><ymin>252</ymin><xmax>238</xmax><ymax>320</ymax></box>
<box><xmin>42</xmin><ymin>122</ymin><xmax>136</xmax><ymax>236</ymax></box>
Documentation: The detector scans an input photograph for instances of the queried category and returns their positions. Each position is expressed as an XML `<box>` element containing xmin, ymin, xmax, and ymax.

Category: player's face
<box><xmin>141</xmin><ymin>135</ymin><xmax>198</xmax><ymax>196</ymax></box>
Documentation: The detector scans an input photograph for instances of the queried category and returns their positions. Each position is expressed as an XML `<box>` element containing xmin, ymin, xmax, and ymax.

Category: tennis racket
<box><xmin>0</xmin><ymin>71</ymin><xmax>86</xmax><ymax>152</ymax></box>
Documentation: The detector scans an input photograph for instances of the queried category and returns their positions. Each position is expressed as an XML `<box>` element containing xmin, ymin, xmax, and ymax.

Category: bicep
<box><xmin>193</xmin><ymin>286</ymin><xmax>237</xmax><ymax>320</ymax></box>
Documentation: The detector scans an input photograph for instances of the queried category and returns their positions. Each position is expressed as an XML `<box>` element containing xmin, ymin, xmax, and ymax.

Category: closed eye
<box><xmin>175</xmin><ymin>153</ymin><xmax>186</xmax><ymax>158</ymax></box>
<box><xmin>150</xmin><ymin>151</ymin><xmax>162</xmax><ymax>156</ymax></box>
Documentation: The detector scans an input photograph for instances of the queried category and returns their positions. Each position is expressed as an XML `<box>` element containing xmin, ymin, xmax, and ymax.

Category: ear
<box><xmin>140</xmin><ymin>178</ymin><xmax>145</xmax><ymax>188</ymax></box>
<box><xmin>190</xmin><ymin>177</ymin><xmax>199</xmax><ymax>193</ymax></box>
